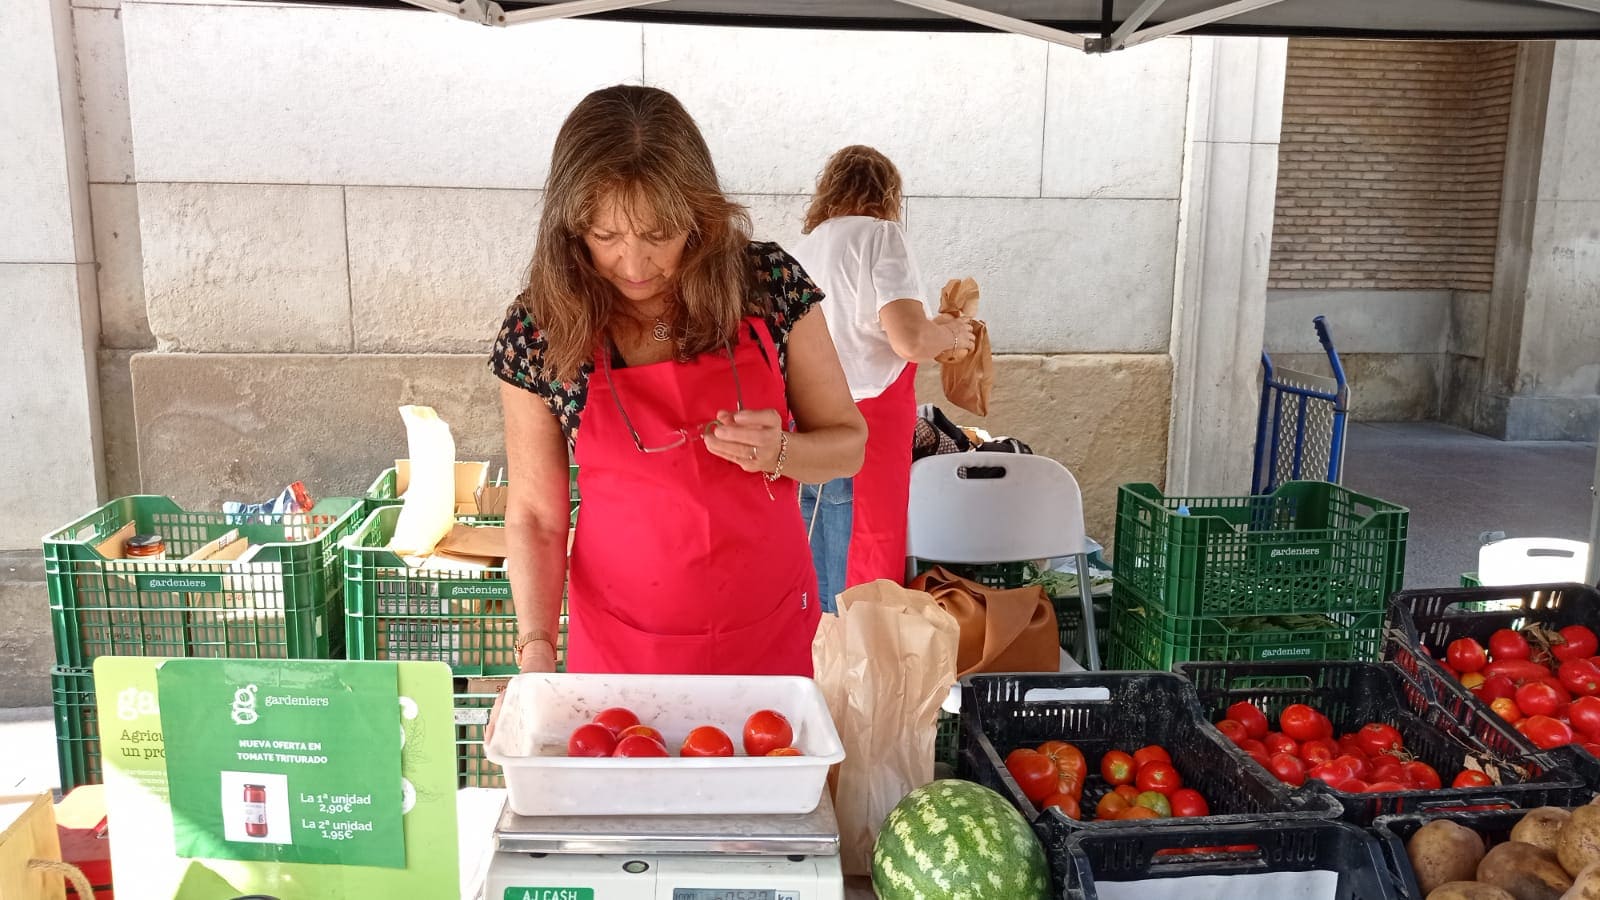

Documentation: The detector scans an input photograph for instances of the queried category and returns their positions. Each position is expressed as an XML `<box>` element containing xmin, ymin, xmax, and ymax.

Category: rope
<box><xmin>27</xmin><ymin>858</ymin><xmax>95</xmax><ymax>898</ymax></box>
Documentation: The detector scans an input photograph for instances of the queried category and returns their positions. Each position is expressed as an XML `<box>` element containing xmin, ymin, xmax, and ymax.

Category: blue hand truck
<box><xmin>1251</xmin><ymin>315</ymin><xmax>1350</xmax><ymax>494</ymax></box>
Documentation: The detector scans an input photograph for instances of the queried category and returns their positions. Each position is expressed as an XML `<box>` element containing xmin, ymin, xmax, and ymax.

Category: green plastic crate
<box><xmin>453</xmin><ymin>680</ymin><xmax>505</xmax><ymax>789</ymax></box>
<box><xmin>1112</xmin><ymin>480</ymin><xmax>1407</xmax><ymax>619</ymax></box>
<box><xmin>364</xmin><ymin>465</ymin><xmax>580</xmax><ymax>525</ymax></box>
<box><xmin>1107</xmin><ymin>586</ymin><xmax>1384</xmax><ymax>671</ymax></box>
<box><xmin>53</xmin><ymin>667</ymin><xmax>101</xmax><ymax>791</ymax></box>
<box><xmin>44</xmin><ymin>496</ymin><xmax>365</xmax><ymax>666</ymax></box>
<box><xmin>344</xmin><ymin>506</ymin><xmax>567</xmax><ymax>676</ymax></box>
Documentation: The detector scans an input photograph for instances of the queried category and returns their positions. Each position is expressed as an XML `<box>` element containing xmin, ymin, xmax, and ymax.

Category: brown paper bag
<box><xmin>938</xmin><ymin>278</ymin><xmax>994</xmax><ymax>417</ymax></box>
<box><xmin>908</xmin><ymin>567</ymin><xmax>1059</xmax><ymax>677</ymax></box>
<box><xmin>812</xmin><ymin>580</ymin><xmax>959</xmax><ymax>876</ymax></box>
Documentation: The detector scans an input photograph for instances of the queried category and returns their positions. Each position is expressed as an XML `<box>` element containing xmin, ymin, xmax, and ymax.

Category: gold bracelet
<box><xmin>514</xmin><ymin>632</ymin><xmax>553</xmax><ymax>659</ymax></box>
<box><xmin>765</xmin><ymin>432</ymin><xmax>790</xmax><ymax>483</ymax></box>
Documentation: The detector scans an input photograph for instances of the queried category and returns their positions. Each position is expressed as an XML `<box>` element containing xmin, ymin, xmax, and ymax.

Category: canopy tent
<box><xmin>259</xmin><ymin>0</ymin><xmax>1600</xmax><ymax>582</ymax></box>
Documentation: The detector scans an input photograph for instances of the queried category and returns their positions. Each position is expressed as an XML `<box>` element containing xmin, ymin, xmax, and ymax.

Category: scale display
<box><xmin>672</xmin><ymin>883</ymin><xmax>800</xmax><ymax>890</ymax></box>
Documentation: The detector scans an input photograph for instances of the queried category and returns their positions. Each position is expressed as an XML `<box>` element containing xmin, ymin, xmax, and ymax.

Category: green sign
<box><xmin>504</xmin><ymin>890</ymin><xmax>596</xmax><ymax>900</ymax></box>
<box><xmin>158</xmin><ymin>660</ymin><xmax>406</xmax><ymax>869</ymax></box>
<box><xmin>136</xmin><ymin>572</ymin><xmax>224</xmax><ymax>592</ymax></box>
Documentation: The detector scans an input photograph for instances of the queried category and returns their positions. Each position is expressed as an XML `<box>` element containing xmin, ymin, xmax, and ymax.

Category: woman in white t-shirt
<box><xmin>791</xmin><ymin>146</ymin><xmax>976</xmax><ymax>611</ymax></box>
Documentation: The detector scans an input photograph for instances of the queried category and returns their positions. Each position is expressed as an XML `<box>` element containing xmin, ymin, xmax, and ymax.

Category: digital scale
<box><xmin>485</xmin><ymin>790</ymin><xmax>845</xmax><ymax>900</ymax></box>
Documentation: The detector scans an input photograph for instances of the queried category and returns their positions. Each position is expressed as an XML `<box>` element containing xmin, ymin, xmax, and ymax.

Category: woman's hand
<box><xmin>703</xmin><ymin>408</ymin><xmax>785</xmax><ymax>473</ymax></box>
<box><xmin>933</xmin><ymin>312</ymin><xmax>977</xmax><ymax>364</ymax></box>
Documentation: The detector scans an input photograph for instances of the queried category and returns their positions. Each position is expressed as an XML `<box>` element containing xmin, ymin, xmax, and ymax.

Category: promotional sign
<box><xmin>94</xmin><ymin>657</ymin><xmax>459</xmax><ymax>899</ymax></box>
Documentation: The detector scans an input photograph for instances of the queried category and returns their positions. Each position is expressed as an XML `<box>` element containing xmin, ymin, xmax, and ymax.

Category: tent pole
<box><xmin>1535</xmin><ymin>0</ymin><xmax>1600</xmax><ymax>14</ymax></box>
<box><xmin>501</xmin><ymin>0</ymin><xmax>668</xmax><ymax>26</ymax></box>
<box><xmin>1121</xmin><ymin>0</ymin><xmax>1288</xmax><ymax>48</ymax></box>
<box><xmin>1105</xmin><ymin>0</ymin><xmax>1169</xmax><ymax>50</ymax></box>
<box><xmin>883</xmin><ymin>0</ymin><xmax>1088</xmax><ymax>50</ymax></box>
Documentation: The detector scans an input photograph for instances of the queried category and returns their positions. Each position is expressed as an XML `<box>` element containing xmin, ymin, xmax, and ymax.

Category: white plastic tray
<box><xmin>484</xmin><ymin>673</ymin><xmax>845</xmax><ymax>817</ymax></box>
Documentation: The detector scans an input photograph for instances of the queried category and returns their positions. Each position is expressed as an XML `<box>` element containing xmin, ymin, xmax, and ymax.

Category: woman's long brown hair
<box><xmin>802</xmin><ymin>145</ymin><xmax>903</xmax><ymax>234</ymax></box>
<box><xmin>521</xmin><ymin>85</ymin><xmax>753</xmax><ymax>382</ymax></box>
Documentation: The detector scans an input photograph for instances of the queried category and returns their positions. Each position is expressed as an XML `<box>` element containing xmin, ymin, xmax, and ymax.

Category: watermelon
<box><xmin>871</xmin><ymin>779</ymin><xmax>1051</xmax><ymax>900</ymax></box>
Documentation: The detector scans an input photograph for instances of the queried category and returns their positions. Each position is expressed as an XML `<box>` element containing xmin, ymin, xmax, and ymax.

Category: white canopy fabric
<box><xmin>271</xmin><ymin>0</ymin><xmax>1600</xmax><ymax>50</ymax></box>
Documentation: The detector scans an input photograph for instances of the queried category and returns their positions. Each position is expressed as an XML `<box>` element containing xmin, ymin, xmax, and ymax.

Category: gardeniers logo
<box><xmin>444</xmin><ymin>583</ymin><xmax>511</xmax><ymax>599</ymax></box>
<box><xmin>116</xmin><ymin>686</ymin><xmax>160</xmax><ymax>721</ymax></box>
<box><xmin>1268</xmin><ymin>546</ymin><xmax>1323</xmax><ymax>560</ymax></box>
<box><xmin>140</xmin><ymin>576</ymin><xmax>212</xmax><ymax>590</ymax></box>
<box><xmin>1259</xmin><ymin>646</ymin><xmax>1314</xmax><ymax>660</ymax></box>
<box><xmin>231</xmin><ymin>684</ymin><xmax>259</xmax><ymax>726</ymax></box>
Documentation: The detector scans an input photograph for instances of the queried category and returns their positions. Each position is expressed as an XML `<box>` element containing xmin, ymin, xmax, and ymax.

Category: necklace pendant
<box><xmin>651</xmin><ymin>320</ymin><xmax>672</xmax><ymax>343</ymax></box>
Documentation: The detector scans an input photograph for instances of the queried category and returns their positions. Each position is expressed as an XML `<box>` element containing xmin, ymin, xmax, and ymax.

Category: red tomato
<box><xmin>1313</xmin><ymin>713</ymin><xmax>1334</xmax><ymax>740</ymax></box>
<box><xmin>1134</xmin><ymin>791</ymin><xmax>1172</xmax><ymax>818</ymax></box>
<box><xmin>1096</xmin><ymin>792</ymin><xmax>1129</xmax><ymax>820</ymax></box>
<box><xmin>1006</xmin><ymin>749</ymin><xmax>1060</xmax><ymax>803</ymax></box>
<box><xmin>1540</xmin><ymin>677</ymin><xmax>1574</xmax><ymax>706</ymax></box>
<box><xmin>1240</xmin><ymin>740</ymin><xmax>1271</xmax><ymax>769</ymax></box>
<box><xmin>680</xmin><ymin>726</ymin><xmax>735</xmax><ymax>758</ymax></box>
<box><xmin>1447</xmin><ymin>638</ymin><xmax>1489</xmax><ymax>673</ymax></box>
<box><xmin>1356</xmin><ymin>723</ymin><xmax>1404</xmax><ymax>758</ymax></box>
<box><xmin>1039</xmin><ymin>742</ymin><xmax>1089</xmax><ymax>796</ymax></box>
<box><xmin>766</xmin><ymin>747</ymin><xmax>803</xmax><ymax>757</ymax></box>
<box><xmin>1485</xmin><ymin>659</ymin><xmax>1555</xmax><ymax>684</ymax></box>
<box><xmin>1337</xmin><ymin>754</ymin><xmax>1375</xmax><ymax>781</ymax></box>
<box><xmin>1308</xmin><ymin>758</ymin><xmax>1356</xmax><ymax>785</ymax></box>
<box><xmin>1264</xmin><ymin>733</ymin><xmax>1300</xmax><ymax>758</ymax></box>
<box><xmin>1040</xmin><ymin>792</ymin><xmax>1081</xmax><ymax>820</ymax></box>
<box><xmin>1570</xmin><ymin>696</ymin><xmax>1600</xmax><ymax>738</ymax></box>
<box><xmin>618</xmin><ymin>724</ymin><xmax>665</xmax><ymax>745</ymax></box>
<box><xmin>1169</xmin><ymin>788</ymin><xmax>1210</xmax><ymax>817</ymax></box>
<box><xmin>568</xmin><ymin>723</ymin><xmax>618</xmax><ymax>757</ymax></box>
<box><xmin>614</xmin><ymin>734</ymin><xmax>670</xmax><ymax>757</ymax></box>
<box><xmin>1133</xmin><ymin>745</ymin><xmax>1172</xmax><ymax>771</ymax></box>
<box><xmin>1226</xmin><ymin>702</ymin><xmax>1270</xmax><ymax>740</ymax></box>
<box><xmin>1268</xmin><ymin>752</ymin><xmax>1307</xmax><ymax>787</ymax></box>
<box><xmin>1216</xmin><ymin>719</ymin><xmax>1249</xmax><ymax>745</ymax></box>
<box><xmin>1556</xmin><ymin>626</ymin><xmax>1600</xmax><ymax>662</ymax></box>
<box><xmin>591</xmin><ymin>707</ymin><xmax>641</xmax><ymax>737</ymax></box>
<box><xmin>1114</xmin><ymin>784</ymin><xmax>1142</xmax><ymax>803</ymax></box>
<box><xmin>1403</xmin><ymin>762</ymin><xmax>1442</xmax><ymax>790</ymax></box>
<box><xmin>1489</xmin><ymin>697</ymin><xmax>1523</xmax><ymax>724</ymax></box>
<box><xmin>1299</xmin><ymin>738</ymin><xmax>1338</xmax><ymax>765</ymax></box>
<box><xmin>1452</xmin><ymin>770</ymin><xmax>1494</xmax><ymax>788</ymax></box>
<box><xmin>1477</xmin><ymin>675</ymin><xmax>1518</xmax><ymax>703</ymax></box>
<box><xmin>1118</xmin><ymin>805</ymin><xmax>1160</xmax><ymax>820</ymax></box>
<box><xmin>1522</xmin><ymin>715</ymin><xmax>1576</xmax><ymax>750</ymax></box>
<box><xmin>1136</xmin><ymin>763</ymin><xmax>1183</xmax><ymax>796</ymax></box>
<box><xmin>1370</xmin><ymin>760</ymin><xmax>1405</xmax><ymax>784</ymax></box>
<box><xmin>1516</xmin><ymin>681</ymin><xmax>1564</xmax><ymax>717</ymax></box>
<box><xmin>743</xmin><ymin>709</ymin><xmax>794</xmax><ymax>757</ymax></box>
<box><xmin>1365</xmin><ymin>781</ymin><xmax>1407</xmax><ymax>793</ymax></box>
<box><xmin>1101</xmin><ymin>750</ymin><xmax>1137</xmax><ymax>786</ymax></box>
<box><xmin>1279</xmin><ymin>704</ymin><xmax>1323</xmax><ymax>742</ymax></box>
<box><xmin>1337</xmin><ymin>734</ymin><xmax>1369</xmax><ymax>759</ymax></box>
<box><xmin>1489</xmin><ymin>629</ymin><xmax>1532</xmax><ymax>661</ymax></box>
<box><xmin>1333</xmin><ymin>779</ymin><xmax>1369</xmax><ymax>793</ymax></box>
<box><xmin>1561</xmin><ymin>659</ymin><xmax>1600</xmax><ymax>696</ymax></box>
<box><xmin>1584</xmin><ymin>742</ymin><xmax>1600</xmax><ymax>757</ymax></box>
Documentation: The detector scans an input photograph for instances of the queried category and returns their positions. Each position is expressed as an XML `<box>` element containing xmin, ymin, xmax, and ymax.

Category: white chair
<box><xmin>907</xmin><ymin>452</ymin><xmax>1101</xmax><ymax>671</ymax></box>
<box><xmin>1479</xmin><ymin>537</ymin><xmax>1591</xmax><ymax>586</ymax></box>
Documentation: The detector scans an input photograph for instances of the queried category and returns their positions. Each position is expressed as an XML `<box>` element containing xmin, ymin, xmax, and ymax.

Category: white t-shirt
<box><xmin>790</xmin><ymin>216</ymin><xmax>931</xmax><ymax>401</ymax></box>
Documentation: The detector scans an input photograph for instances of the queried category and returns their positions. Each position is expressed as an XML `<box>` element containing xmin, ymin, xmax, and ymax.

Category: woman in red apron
<box><xmin>489</xmin><ymin>86</ymin><xmax>866</xmax><ymax>678</ymax></box>
<box><xmin>790</xmin><ymin>147</ymin><xmax>977</xmax><ymax>608</ymax></box>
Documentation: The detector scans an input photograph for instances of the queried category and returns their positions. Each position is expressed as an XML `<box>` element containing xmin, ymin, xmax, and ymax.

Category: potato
<box><xmin>1427</xmin><ymin>884</ymin><xmax>1514</xmax><ymax>900</ymax></box>
<box><xmin>1515</xmin><ymin>808</ymin><xmax>1575</xmax><ymax>855</ymax></box>
<box><xmin>1477</xmin><ymin>841</ymin><xmax>1575</xmax><ymax>900</ymax></box>
<box><xmin>1411</xmin><ymin>820</ymin><xmax>1490</xmax><ymax>895</ymax></box>
<box><xmin>1561</xmin><ymin>806</ymin><xmax>1600</xmax><ymax>877</ymax></box>
<box><xmin>1565</xmin><ymin>863</ymin><xmax>1600</xmax><ymax>900</ymax></box>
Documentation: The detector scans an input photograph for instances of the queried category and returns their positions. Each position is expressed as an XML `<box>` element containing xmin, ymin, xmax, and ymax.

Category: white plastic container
<box><xmin>485</xmin><ymin>673</ymin><xmax>846</xmax><ymax>817</ymax></box>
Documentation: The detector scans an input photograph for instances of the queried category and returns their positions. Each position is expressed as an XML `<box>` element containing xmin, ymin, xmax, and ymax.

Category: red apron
<box><xmin>845</xmin><ymin>363</ymin><xmax>918</xmax><ymax>588</ymax></box>
<box><xmin>565</xmin><ymin>317</ymin><xmax>821</xmax><ymax>676</ymax></box>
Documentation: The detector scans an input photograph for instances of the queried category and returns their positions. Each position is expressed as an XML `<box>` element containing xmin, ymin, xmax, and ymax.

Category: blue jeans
<box><xmin>801</xmin><ymin>477</ymin><xmax>853</xmax><ymax>614</ymax></box>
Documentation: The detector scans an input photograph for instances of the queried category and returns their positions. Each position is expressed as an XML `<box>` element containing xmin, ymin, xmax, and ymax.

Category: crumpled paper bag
<box><xmin>388</xmin><ymin>405</ymin><xmax>458</xmax><ymax>557</ymax></box>
<box><xmin>812</xmin><ymin>580</ymin><xmax>959</xmax><ymax>876</ymax></box>
<box><xmin>938</xmin><ymin>278</ymin><xmax>993</xmax><ymax>417</ymax></box>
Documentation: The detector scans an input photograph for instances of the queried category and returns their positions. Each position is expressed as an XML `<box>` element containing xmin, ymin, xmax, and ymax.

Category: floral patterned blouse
<box><xmin>489</xmin><ymin>242</ymin><xmax>823</xmax><ymax>448</ymax></box>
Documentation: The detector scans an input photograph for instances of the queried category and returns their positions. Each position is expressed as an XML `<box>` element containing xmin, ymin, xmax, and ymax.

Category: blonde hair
<box><xmin>802</xmin><ymin>145</ymin><xmax>903</xmax><ymax>234</ymax></box>
<box><xmin>520</xmin><ymin>85</ymin><xmax>754</xmax><ymax>382</ymax></box>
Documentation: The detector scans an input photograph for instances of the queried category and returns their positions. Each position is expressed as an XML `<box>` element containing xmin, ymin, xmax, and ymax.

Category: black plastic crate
<box><xmin>1372</xmin><ymin>807</ymin><xmax>1533</xmax><ymax>900</ymax></box>
<box><xmin>1385</xmin><ymin>582</ymin><xmax>1600</xmax><ymax>789</ymax></box>
<box><xmin>1177</xmin><ymin>660</ymin><xmax>1586</xmax><ymax>824</ymax></box>
<box><xmin>957</xmin><ymin>671</ymin><xmax>1340</xmax><ymax>888</ymax></box>
<box><xmin>1061</xmin><ymin>818</ymin><xmax>1403</xmax><ymax>900</ymax></box>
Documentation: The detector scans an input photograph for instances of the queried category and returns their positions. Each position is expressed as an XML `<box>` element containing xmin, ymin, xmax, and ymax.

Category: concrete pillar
<box><xmin>1166</xmin><ymin>37</ymin><xmax>1288</xmax><ymax>495</ymax></box>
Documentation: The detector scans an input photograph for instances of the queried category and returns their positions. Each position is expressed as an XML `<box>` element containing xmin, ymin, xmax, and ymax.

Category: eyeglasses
<box><xmin>602</xmin><ymin>341</ymin><xmax>743</xmax><ymax>454</ymax></box>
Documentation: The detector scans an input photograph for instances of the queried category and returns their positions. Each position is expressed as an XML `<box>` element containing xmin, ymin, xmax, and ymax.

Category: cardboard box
<box><xmin>395</xmin><ymin>459</ymin><xmax>489</xmax><ymax>516</ymax></box>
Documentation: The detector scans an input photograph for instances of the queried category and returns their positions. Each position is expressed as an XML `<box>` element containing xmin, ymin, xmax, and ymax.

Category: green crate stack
<box><xmin>1113</xmin><ymin>480</ymin><xmax>1406</xmax><ymax>618</ymax></box>
<box><xmin>364</xmin><ymin>465</ymin><xmax>580</xmax><ymax>525</ymax></box>
<box><xmin>453</xmin><ymin>679</ymin><xmax>505</xmax><ymax>789</ymax></box>
<box><xmin>344</xmin><ymin>506</ymin><xmax>568</xmax><ymax>676</ymax></box>
<box><xmin>1107</xmin><ymin>480</ymin><xmax>1405</xmax><ymax>670</ymax></box>
<box><xmin>53</xmin><ymin>667</ymin><xmax>101</xmax><ymax>790</ymax></box>
<box><xmin>44</xmin><ymin>496</ymin><xmax>366</xmax><ymax>666</ymax></box>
